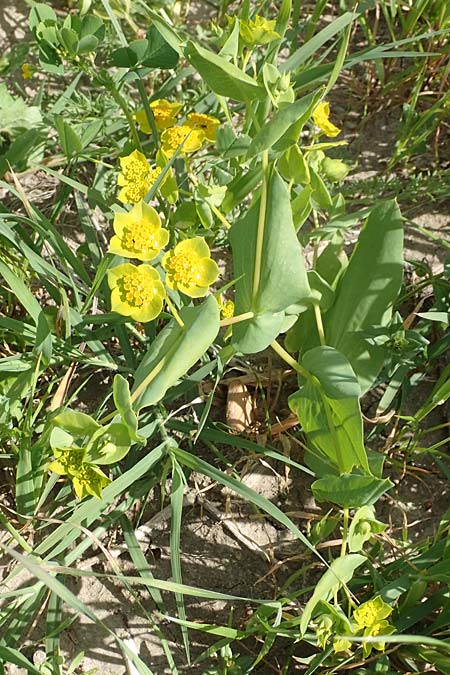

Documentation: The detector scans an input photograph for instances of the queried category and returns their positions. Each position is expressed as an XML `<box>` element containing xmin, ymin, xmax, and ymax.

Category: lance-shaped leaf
<box><xmin>289</xmin><ymin>346</ymin><xmax>369</xmax><ymax>475</ymax></box>
<box><xmin>300</xmin><ymin>554</ymin><xmax>366</xmax><ymax>635</ymax></box>
<box><xmin>229</xmin><ymin>170</ymin><xmax>312</xmax><ymax>353</ymax></box>
<box><xmin>185</xmin><ymin>41</ymin><xmax>266</xmax><ymax>102</ymax></box>
<box><xmin>113</xmin><ymin>374</ymin><xmax>144</xmax><ymax>443</ymax></box>
<box><xmin>324</xmin><ymin>199</ymin><xmax>403</xmax><ymax>393</ymax></box>
<box><xmin>131</xmin><ymin>296</ymin><xmax>220</xmax><ymax>411</ymax></box>
<box><xmin>245</xmin><ymin>90</ymin><xmax>321</xmax><ymax>160</ymax></box>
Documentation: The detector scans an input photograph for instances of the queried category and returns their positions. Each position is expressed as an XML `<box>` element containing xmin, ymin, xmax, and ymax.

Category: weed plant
<box><xmin>0</xmin><ymin>0</ymin><xmax>449</xmax><ymax>673</ymax></box>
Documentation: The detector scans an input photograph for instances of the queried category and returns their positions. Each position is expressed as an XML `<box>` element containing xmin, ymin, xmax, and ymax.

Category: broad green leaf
<box><xmin>300</xmin><ymin>554</ymin><xmax>366</xmax><ymax>634</ymax></box>
<box><xmin>312</xmin><ymin>473</ymin><xmax>393</xmax><ymax>508</ymax></box>
<box><xmin>289</xmin><ymin>346</ymin><xmax>369</xmax><ymax>475</ymax></box>
<box><xmin>143</xmin><ymin>25</ymin><xmax>179</xmax><ymax>68</ymax></box>
<box><xmin>113</xmin><ymin>374</ymin><xmax>144</xmax><ymax>443</ymax></box>
<box><xmin>324</xmin><ymin>200</ymin><xmax>403</xmax><ymax>393</ymax></box>
<box><xmin>230</xmin><ymin>170</ymin><xmax>312</xmax><ymax>353</ymax></box>
<box><xmin>85</xmin><ymin>422</ymin><xmax>131</xmax><ymax>465</ymax></box>
<box><xmin>246</xmin><ymin>91</ymin><xmax>321</xmax><ymax>160</ymax></box>
<box><xmin>347</xmin><ymin>505</ymin><xmax>387</xmax><ymax>552</ymax></box>
<box><xmin>29</xmin><ymin>3</ymin><xmax>58</xmax><ymax>32</ymax></box>
<box><xmin>131</xmin><ymin>295</ymin><xmax>220</xmax><ymax>411</ymax></box>
<box><xmin>51</xmin><ymin>410</ymin><xmax>100</xmax><ymax>439</ymax></box>
<box><xmin>0</xmin><ymin>84</ymin><xmax>43</xmax><ymax>139</ymax></box>
<box><xmin>185</xmin><ymin>41</ymin><xmax>266</xmax><ymax>102</ymax></box>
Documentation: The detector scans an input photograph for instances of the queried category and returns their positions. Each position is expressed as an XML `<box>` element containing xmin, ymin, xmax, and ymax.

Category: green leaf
<box><xmin>230</xmin><ymin>170</ymin><xmax>312</xmax><ymax>353</ymax></box>
<box><xmin>246</xmin><ymin>91</ymin><xmax>321</xmax><ymax>160</ymax></box>
<box><xmin>0</xmin><ymin>258</ymin><xmax>52</xmax><ymax>363</ymax></box>
<box><xmin>185</xmin><ymin>41</ymin><xmax>266</xmax><ymax>102</ymax></box>
<box><xmin>324</xmin><ymin>200</ymin><xmax>403</xmax><ymax>393</ymax></box>
<box><xmin>29</xmin><ymin>3</ymin><xmax>58</xmax><ymax>32</ymax></box>
<box><xmin>110</xmin><ymin>40</ymin><xmax>149</xmax><ymax>67</ymax></box>
<box><xmin>143</xmin><ymin>25</ymin><xmax>179</xmax><ymax>68</ymax></box>
<box><xmin>289</xmin><ymin>346</ymin><xmax>369</xmax><ymax>475</ymax></box>
<box><xmin>300</xmin><ymin>554</ymin><xmax>366</xmax><ymax>634</ymax></box>
<box><xmin>51</xmin><ymin>410</ymin><xmax>100</xmax><ymax>440</ymax></box>
<box><xmin>85</xmin><ymin>422</ymin><xmax>131</xmax><ymax>465</ymax></box>
<box><xmin>54</xmin><ymin>115</ymin><xmax>82</xmax><ymax>158</ymax></box>
<box><xmin>131</xmin><ymin>296</ymin><xmax>220</xmax><ymax>411</ymax></box>
<box><xmin>312</xmin><ymin>474</ymin><xmax>393</xmax><ymax>508</ymax></box>
<box><xmin>0</xmin><ymin>84</ymin><xmax>43</xmax><ymax>139</ymax></box>
<box><xmin>113</xmin><ymin>374</ymin><xmax>144</xmax><ymax>443</ymax></box>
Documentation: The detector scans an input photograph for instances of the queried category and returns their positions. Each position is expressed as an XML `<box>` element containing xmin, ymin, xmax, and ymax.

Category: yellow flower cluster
<box><xmin>109</xmin><ymin>101</ymin><xmax>222</xmax><ymax>321</ymax></box>
<box><xmin>107</xmin><ymin>197</ymin><xmax>219</xmax><ymax>319</ymax></box>
<box><xmin>49</xmin><ymin>447</ymin><xmax>110</xmax><ymax>500</ymax></box>
<box><xmin>133</xmin><ymin>98</ymin><xmax>220</xmax><ymax>156</ymax></box>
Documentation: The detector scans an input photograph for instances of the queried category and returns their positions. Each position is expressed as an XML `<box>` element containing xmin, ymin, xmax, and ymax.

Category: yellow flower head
<box><xmin>117</xmin><ymin>150</ymin><xmax>162</xmax><ymax>204</ymax></box>
<box><xmin>217</xmin><ymin>296</ymin><xmax>234</xmax><ymax>319</ymax></box>
<box><xmin>239</xmin><ymin>16</ymin><xmax>280</xmax><ymax>46</ymax></box>
<box><xmin>108</xmin><ymin>201</ymin><xmax>169</xmax><ymax>262</ymax></box>
<box><xmin>48</xmin><ymin>448</ymin><xmax>110</xmax><ymax>500</ymax></box>
<box><xmin>108</xmin><ymin>262</ymin><xmax>165</xmax><ymax>323</ymax></box>
<box><xmin>312</xmin><ymin>102</ymin><xmax>341</xmax><ymax>138</ymax></box>
<box><xmin>186</xmin><ymin>113</ymin><xmax>221</xmax><ymax>142</ymax></box>
<box><xmin>354</xmin><ymin>597</ymin><xmax>392</xmax><ymax>629</ymax></box>
<box><xmin>353</xmin><ymin>596</ymin><xmax>395</xmax><ymax>658</ymax></box>
<box><xmin>134</xmin><ymin>98</ymin><xmax>183</xmax><ymax>133</ymax></box>
<box><xmin>161</xmin><ymin>125</ymin><xmax>205</xmax><ymax>157</ymax></box>
<box><xmin>21</xmin><ymin>63</ymin><xmax>33</xmax><ymax>79</ymax></box>
<box><xmin>72</xmin><ymin>463</ymin><xmax>110</xmax><ymax>500</ymax></box>
<box><xmin>162</xmin><ymin>237</ymin><xmax>219</xmax><ymax>298</ymax></box>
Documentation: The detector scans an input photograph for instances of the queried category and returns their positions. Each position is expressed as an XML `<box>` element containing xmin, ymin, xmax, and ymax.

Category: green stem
<box><xmin>313</xmin><ymin>303</ymin><xmax>326</xmax><ymax>346</ymax></box>
<box><xmin>135</xmin><ymin>77</ymin><xmax>160</xmax><ymax>149</ymax></box>
<box><xmin>166</xmin><ymin>296</ymin><xmax>184</xmax><ymax>328</ymax></box>
<box><xmin>220</xmin><ymin>311</ymin><xmax>254</xmax><ymax>327</ymax></box>
<box><xmin>271</xmin><ymin>339</ymin><xmax>346</xmax><ymax>474</ymax></box>
<box><xmin>341</xmin><ymin>507</ymin><xmax>349</xmax><ymax>557</ymax></box>
<box><xmin>252</xmin><ymin>150</ymin><xmax>269</xmax><ymax>298</ymax></box>
<box><xmin>109</xmin><ymin>84</ymin><xmax>142</xmax><ymax>151</ymax></box>
<box><xmin>270</xmin><ymin>339</ymin><xmax>311</xmax><ymax>381</ymax></box>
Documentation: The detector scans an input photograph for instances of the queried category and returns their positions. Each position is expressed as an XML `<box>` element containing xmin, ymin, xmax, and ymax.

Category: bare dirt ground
<box><xmin>1</xmin><ymin>2</ymin><xmax>449</xmax><ymax>674</ymax></box>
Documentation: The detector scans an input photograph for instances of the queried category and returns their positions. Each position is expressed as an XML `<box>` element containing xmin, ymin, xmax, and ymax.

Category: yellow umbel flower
<box><xmin>134</xmin><ymin>98</ymin><xmax>183</xmax><ymax>133</ymax></box>
<box><xmin>108</xmin><ymin>201</ymin><xmax>169</xmax><ymax>262</ymax></box>
<box><xmin>162</xmin><ymin>237</ymin><xmax>219</xmax><ymax>298</ymax></box>
<box><xmin>186</xmin><ymin>113</ymin><xmax>221</xmax><ymax>142</ymax></box>
<box><xmin>108</xmin><ymin>263</ymin><xmax>165</xmax><ymax>323</ymax></box>
<box><xmin>353</xmin><ymin>596</ymin><xmax>395</xmax><ymax>658</ymax></box>
<box><xmin>312</xmin><ymin>102</ymin><xmax>341</xmax><ymax>138</ymax></box>
<box><xmin>117</xmin><ymin>149</ymin><xmax>152</xmax><ymax>204</ymax></box>
<box><xmin>161</xmin><ymin>125</ymin><xmax>205</xmax><ymax>157</ymax></box>
<box><xmin>49</xmin><ymin>448</ymin><xmax>111</xmax><ymax>500</ymax></box>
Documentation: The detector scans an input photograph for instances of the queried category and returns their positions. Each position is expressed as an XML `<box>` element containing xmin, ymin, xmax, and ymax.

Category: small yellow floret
<box><xmin>186</xmin><ymin>113</ymin><xmax>221</xmax><ymax>142</ymax></box>
<box><xmin>161</xmin><ymin>125</ymin><xmax>205</xmax><ymax>156</ymax></box>
<box><xmin>312</xmin><ymin>102</ymin><xmax>341</xmax><ymax>138</ymax></box>
<box><xmin>162</xmin><ymin>237</ymin><xmax>219</xmax><ymax>298</ymax></box>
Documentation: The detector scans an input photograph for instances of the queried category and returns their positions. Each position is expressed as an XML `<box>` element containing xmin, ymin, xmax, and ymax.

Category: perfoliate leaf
<box><xmin>230</xmin><ymin>170</ymin><xmax>312</xmax><ymax>353</ymax></box>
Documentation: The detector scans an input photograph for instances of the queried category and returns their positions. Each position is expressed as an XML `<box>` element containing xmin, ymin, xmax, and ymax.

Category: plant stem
<box><xmin>341</xmin><ymin>507</ymin><xmax>349</xmax><ymax>557</ymax></box>
<box><xmin>135</xmin><ymin>77</ymin><xmax>160</xmax><ymax>149</ymax></box>
<box><xmin>252</xmin><ymin>150</ymin><xmax>269</xmax><ymax>299</ymax></box>
<box><xmin>108</xmin><ymin>84</ymin><xmax>142</xmax><ymax>151</ymax></box>
<box><xmin>314</xmin><ymin>303</ymin><xmax>326</xmax><ymax>345</ymax></box>
<box><xmin>270</xmin><ymin>339</ymin><xmax>311</xmax><ymax>381</ymax></box>
<box><xmin>220</xmin><ymin>311</ymin><xmax>254</xmax><ymax>327</ymax></box>
<box><xmin>166</xmin><ymin>296</ymin><xmax>185</xmax><ymax>328</ymax></box>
